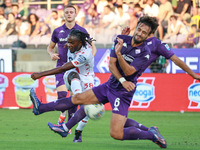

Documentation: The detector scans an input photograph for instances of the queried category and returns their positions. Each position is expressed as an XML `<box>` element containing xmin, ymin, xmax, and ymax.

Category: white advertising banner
<box><xmin>0</xmin><ymin>49</ymin><xmax>13</xmax><ymax>72</ymax></box>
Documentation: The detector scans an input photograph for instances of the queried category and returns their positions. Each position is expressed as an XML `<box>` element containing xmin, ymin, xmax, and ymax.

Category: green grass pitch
<box><xmin>0</xmin><ymin>109</ymin><xmax>200</xmax><ymax>150</ymax></box>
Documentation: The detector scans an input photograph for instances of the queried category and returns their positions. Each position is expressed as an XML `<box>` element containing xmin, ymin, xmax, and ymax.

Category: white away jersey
<box><xmin>67</xmin><ymin>45</ymin><xmax>94</xmax><ymax>76</ymax></box>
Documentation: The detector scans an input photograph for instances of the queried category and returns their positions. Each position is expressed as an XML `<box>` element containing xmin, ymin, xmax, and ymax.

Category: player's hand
<box><xmin>121</xmin><ymin>26</ymin><xmax>130</xmax><ymax>35</ymax></box>
<box><xmin>50</xmin><ymin>53</ymin><xmax>60</xmax><ymax>61</ymax></box>
<box><xmin>115</xmin><ymin>37</ymin><xmax>123</xmax><ymax>55</ymax></box>
<box><xmin>122</xmin><ymin>81</ymin><xmax>136</xmax><ymax>92</ymax></box>
<box><xmin>31</xmin><ymin>73</ymin><xmax>42</xmax><ymax>80</ymax></box>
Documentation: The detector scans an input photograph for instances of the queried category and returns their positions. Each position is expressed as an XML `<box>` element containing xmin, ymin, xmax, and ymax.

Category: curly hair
<box><xmin>68</xmin><ymin>29</ymin><xmax>95</xmax><ymax>48</ymax></box>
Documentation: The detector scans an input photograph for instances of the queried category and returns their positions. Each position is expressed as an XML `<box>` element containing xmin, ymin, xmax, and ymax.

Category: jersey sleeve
<box><xmin>110</xmin><ymin>36</ymin><xmax>119</xmax><ymax>58</ymax></box>
<box><xmin>130</xmin><ymin>47</ymin><xmax>151</xmax><ymax>71</ymax></box>
<box><xmin>157</xmin><ymin>42</ymin><xmax>174</xmax><ymax>59</ymax></box>
<box><xmin>51</xmin><ymin>29</ymin><xmax>58</xmax><ymax>43</ymax></box>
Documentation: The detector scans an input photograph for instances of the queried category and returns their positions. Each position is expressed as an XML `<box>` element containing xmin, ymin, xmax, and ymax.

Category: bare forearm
<box><xmin>171</xmin><ymin>55</ymin><xmax>197</xmax><ymax>78</ymax></box>
<box><xmin>116</xmin><ymin>53</ymin><xmax>135</xmax><ymax>76</ymax></box>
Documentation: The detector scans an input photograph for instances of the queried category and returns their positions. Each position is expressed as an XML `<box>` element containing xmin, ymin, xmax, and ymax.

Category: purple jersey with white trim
<box><xmin>108</xmin><ymin>35</ymin><xmax>151</xmax><ymax>92</ymax></box>
<box><xmin>51</xmin><ymin>23</ymin><xmax>88</xmax><ymax>67</ymax></box>
<box><xmin>140</xmin><ymin>37</ymin><xmax>175</xmax><ymax>72</ymax></box>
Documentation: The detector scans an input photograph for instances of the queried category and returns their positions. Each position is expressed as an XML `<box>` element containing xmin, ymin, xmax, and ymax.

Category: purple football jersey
<box><xmin>51</xmin><ymin>23</ymin><xmax>88</xmax><ymax>67</ymax></box>
<box><xmin>108</xmin><ymin>35</ymin><xmax>151</xmax><ymax>93</ymax></box>
<box><xmin>140</xmin><ymin>37</ymin><xmax>175</xmax><ymax>73</ymax></box>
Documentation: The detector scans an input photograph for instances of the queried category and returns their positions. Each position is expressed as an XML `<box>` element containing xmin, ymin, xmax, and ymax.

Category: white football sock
<box><xmin>71</xmin><ymin>78</ymin><xmax>82</xmax><ymax>94</ymax></box>
<box><xmin>76</xmin><ymin>116</ymin><xmax>89</xmax><ymax>131</ymax></box>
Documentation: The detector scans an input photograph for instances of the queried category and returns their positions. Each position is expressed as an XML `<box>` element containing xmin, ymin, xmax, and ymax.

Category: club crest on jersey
<box><xmin>135</xmin><ymin>49</ymin><xmax>141</xmax><ymax>54</ymax></box>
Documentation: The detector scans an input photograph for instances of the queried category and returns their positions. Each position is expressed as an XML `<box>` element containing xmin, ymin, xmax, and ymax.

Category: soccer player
<box><xmin>30</xmin><ymin>16</ymin><xmax>167</xmax><ymax>148</ymax></box>
<box><xmin>121</xmin><ymin>26</ymin><xmax>200</xmax><ymax>81</ymax></box>
<box><xmin>46</xmin><ymin>5</ymin><xmax>96</xmax><ymax>142</ymax></box>
<box><xmin>32</xmin><ymin>29</ymin><xmax>95</xmax><ymax>142</ymax></box>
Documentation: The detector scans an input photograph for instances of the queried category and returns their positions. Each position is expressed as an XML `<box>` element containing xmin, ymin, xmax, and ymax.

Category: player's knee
<box><xmin>110</xmin><ymin>130</ymin><xmax>123</xmax><ymax>140</ymax></box>
<box><xmin>72</xmin><ymin>93</ymin><xmax>82</xmax><ymax>105</ymax></box>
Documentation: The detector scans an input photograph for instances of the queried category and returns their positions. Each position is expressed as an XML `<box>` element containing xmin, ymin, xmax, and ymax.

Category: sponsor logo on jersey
<box><xmin>77</xmin><ymin>55</ymin><xmax>86</xmax><ymax>63</ymax></box>
<box><xmin>188</xmin><ymin>80</ymin><xmax>200</xmax><ymax>109</ymax></box>
<box><xmin>59</xmin><ymin>38</ymin><xmax>68</xmax><ymax>42</ymax></box>
<box><xmin>122</xmin><ymin>54</ymin><xmax>134</xmax><ymax>63</ymax></box>
<box><xmin>130</xmin><ymin>77</ymin><xmax>155</xmax><ymax>108</ymax></box>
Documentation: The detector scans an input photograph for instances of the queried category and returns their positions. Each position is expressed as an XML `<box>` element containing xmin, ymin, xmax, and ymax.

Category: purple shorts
<box><xmin>92</xmin><ymin>82</ymin><xmax>135</xmax><ymax>117</ymax></box>
<box><xmin>55</xmin><ymin>72</ymin><xmax>65</xmax><ymax>88</ymax></box>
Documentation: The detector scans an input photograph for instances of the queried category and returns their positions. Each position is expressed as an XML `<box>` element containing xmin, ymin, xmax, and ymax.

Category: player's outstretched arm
<box><xmin>31</xmin><ymin>62</ymin><xmax>75</xmax><ymax>80</ymax></box>
<box><xmin>170</xmin><ymin>55</ymin><xmax>200</xmax><ymax>81</ymax></box>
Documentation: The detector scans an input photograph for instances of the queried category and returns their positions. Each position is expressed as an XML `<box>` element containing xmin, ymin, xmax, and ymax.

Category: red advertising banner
<box><xmin>0</xmin><ymin>72</ymin><xmax>200</xmax><ymax>112</ymax></box>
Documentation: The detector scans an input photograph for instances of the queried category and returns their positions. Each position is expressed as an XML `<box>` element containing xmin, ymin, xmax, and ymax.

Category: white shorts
<box><xmin>63</xmin><ymin>69</ymin><xmax>94</xmax><ymax>92</ymax></box>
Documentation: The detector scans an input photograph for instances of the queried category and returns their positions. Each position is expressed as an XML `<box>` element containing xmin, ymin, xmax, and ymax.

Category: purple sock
<box><xmin>68</xmin><ymin>105</ymin><xmax>78</xmax><ymax>121</ymax></box>
<box><xmin>57</xmin><ymin>91</ymin><xmax>67</xmax><ymax>99</ymax></box>
<box><xmin>123</xmin><ymin>126</ymin><xmax>153</xmax><ymax>140</ymax></box>
<box><xmin>57</xmin><ymin>91</ymin><xmax>68</xmax><ymax>113</ymax></box>
<box><xmin>39</xmin><ymin>97</ymin><xmax>76</xmax><ymax>113</ymax></box>
<box><xmin>125</xmin><ymin>118</ymin><xmax>149</xmax><ymax>131</ymax></box>
<box><xmin>65</xmin><ymin>105</ymin><xmax>86</xmax><ymax>129</ymax></box>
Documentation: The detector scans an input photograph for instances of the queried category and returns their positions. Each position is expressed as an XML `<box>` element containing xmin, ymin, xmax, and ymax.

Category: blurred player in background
<box><xmin>47</xmin><ymin>5</ymin><xmax>96</xmax><ymax>142</ymax></box>
<box><xmin>30</xmin><ymin>16</ymin><xmax>168</xmax><ymax>148</ymax></box>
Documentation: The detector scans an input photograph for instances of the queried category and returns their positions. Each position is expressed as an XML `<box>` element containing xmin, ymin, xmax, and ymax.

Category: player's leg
<box><xmin>47</xmin><ymin>89</ymin><xmax>100</xmax><ymax>137</ymax></box>
<box><xmin>108</xmin><ymin>93</ymin><xmax>167</xmax><ymax>148</ymax></box>
<box><xmin>57</xmin><ymin>71</ymin><xmax>81</xmax><ymax>126</ymax></box>
<box><xmin>124</xmin><ymin>118</ymin><xmax>149</xmax><ymax>131</ymax></box>
<box><xmin>55</xmin><ymin>73</ymin><xmax>68</xmax><ymax>125</ymax></box>
<box><xmin>107</xmin><ymin>91</ymin><xmax>153</xmax><ymax>140</ymax></box>
<box><xmin>73</xmin><ymin>75</ymin><xmax>94</xmax><ymax>142</ymax></box>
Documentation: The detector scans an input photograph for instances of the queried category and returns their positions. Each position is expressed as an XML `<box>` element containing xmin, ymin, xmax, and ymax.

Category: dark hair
<box><xmin>170</xmin><ymin>15</ymin><xmax>177</xmax><ymax>20</ymax></box>
<box><xmin>52</xmin><ymin>10</ymin><xmax>58</xmax><ymax>14</ymax></box>
<box><xmin>27</xmin><ymin>13</ymin><xmax>39</xmax><ymax>23</ymax></box>
<box><xmin>191</xmin><ymin>24</ymin><xmax>197</xmax><ymax>28</ymax></box>
<box><xmin>69</xmin><ymin>29</ymin><xmax>95</xmax><ymax>48</ymax></box>
<box><xmin>137</xmin><ymin>16</ymin><xmax>159</xmax><ymax>35</ymax></box>
<box><xmin>65</xmin><ymin>5</ymin><xmax>76</xmax><ymax>13</ymax></box>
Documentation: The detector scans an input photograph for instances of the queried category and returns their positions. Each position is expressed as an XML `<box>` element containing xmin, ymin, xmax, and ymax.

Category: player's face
<box><xmin>64</xmin><ymin>7</ymin><xmax>76</xmax><ymax>23</ymax></box>
<box><xmin>67</xmin><ymin>35</ymin><xmax>82</xmax><ymax>53</ymax></box>
<box><xmin>133</xmin><ymin>23</ymin><xmax>151</xmax><ymax>44</ymax></box>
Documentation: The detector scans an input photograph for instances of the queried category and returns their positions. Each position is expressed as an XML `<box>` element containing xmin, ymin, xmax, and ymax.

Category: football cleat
<box><xmin>73</xmin><ymin>130</ymin><xmax>82</xmax><ymax>143</ymax></box>
<box><xmin>149</xmin><ymin>126</ymin><xmax>167</xmax><ymax>148</ymax></box>
<box><xmin>48</xmin><ymin>122</ymin><xmax>68</xmax><ymax>138</ymax></box>
<box><xmin>30</xmin><ymin>88</ymin><xmax>41</xmax><ymax>115</ymax></box>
